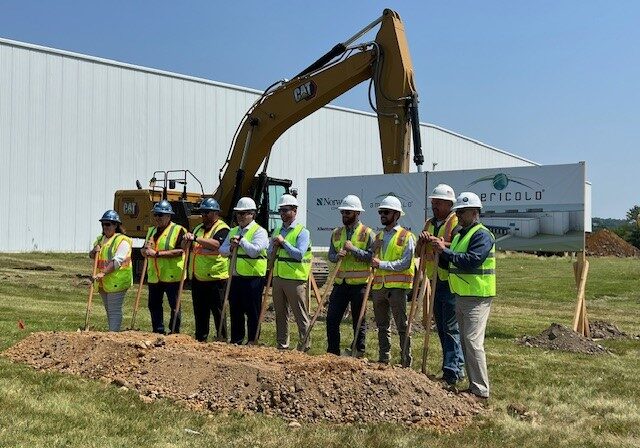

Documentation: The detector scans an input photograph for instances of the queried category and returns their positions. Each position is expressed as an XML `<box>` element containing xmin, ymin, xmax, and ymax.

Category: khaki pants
<box><xmin>372</xmin><ymin>287</ymin><xmax>411</xmax><ymax>366</ymax></box>
<box><xmin>455</xmin><ymin>295</ymin><xmax>493</xmax><ymax>398</ymax></box>
<box><xmin>272</xmin><ymin>276</ymin><xmax>310</xmax><ymax>351</ymax></box>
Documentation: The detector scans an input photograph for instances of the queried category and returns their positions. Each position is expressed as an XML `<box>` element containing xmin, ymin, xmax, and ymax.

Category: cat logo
<box><xmin>123</xmin><ymin>201</ymin><xmax>138</xmax><ymax>217</ymax></box>
<box><xmin>293</xmin><ymin>81</ymin><xmax>317</xmax><ymax>103</ymax></box>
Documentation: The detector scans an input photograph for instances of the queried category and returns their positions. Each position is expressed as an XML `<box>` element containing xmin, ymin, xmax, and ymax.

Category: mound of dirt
<box><xmin>518</xmin><ymin>323</ymin><xmax>610</xmax><ymax>355</ymax></box>
<box><xmin>588</xmin><ymin>320</ymin><xmax>628</xmax><ymax>339</ymax></box>
<box><xmin>3</xmin><ymin>331</ymin><xmax>482</xmax><ymax>430</ymax></box>
<box><xmin>586</xmin><ymin>229</ymin><xmax>640</xmax><ymax>257</ymax></box>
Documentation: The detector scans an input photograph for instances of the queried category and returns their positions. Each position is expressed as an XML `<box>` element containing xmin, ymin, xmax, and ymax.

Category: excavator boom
<box><xmin>214</xmin><ymin>9</ymin><xmax>422</xmax><ymax>218</ymax></box>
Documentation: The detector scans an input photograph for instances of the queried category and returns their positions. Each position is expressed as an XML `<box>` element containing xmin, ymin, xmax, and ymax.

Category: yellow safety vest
<box><xmin>189</xmin><ymin>220</ymin><xmax>230</xmax><ymax>281</ymax></box>
<box><xmin>228</xmin><ymin>223</ymin><xmax>267</xmax><ymax>277</ymax></box>
<box><xmin>145</xmin><ymin>223</ymin><xmax>186</xmax><ymax>283</ymax></box>
<box><xmin>448</xmin><ymin>223</ymin><xmax>496</xmax><ymax>297</ymax></box>
<box><xmin>272</xmin><ymin>223</ymin><xmax>312</xmax><ymax>281</ymax></box>
<box><xmin>373</xmin><ymin>228</ymin><xmax>415</xmax><ymax>290</ymax></box>
<box><xmin>332</xmin><ymin>222</ymin><xmax>373</xmax><ymax>285</ymax></box>
<box><xmin>423</xmin><ymin>212</ymin><xmax>458</xmax><ymax>281</ymax></box>
<box><xmin>94</xmin><ymin>233</ymin><xmax>133</xmax><ymax>293</ymax></box>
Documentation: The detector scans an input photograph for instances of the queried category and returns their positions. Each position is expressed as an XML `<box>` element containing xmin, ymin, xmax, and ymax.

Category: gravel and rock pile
<box><xmin>3</xmin><ymin>331</ymin><xmax>483</xmax><ymax>431</ymax></box>
<box><xmin>586</xmin><ymin>229</ymin><xmax>640</xmax><ymax>257</ymax></box>
<box><xmin>518</xmin><ymin>323</ymin><xmax>610</xmax><ymax>355</ymax></box>
<box><xmin>588</xmin><ymin>320</ymin><xmax>629</xmax><ymax>339</ymax></box>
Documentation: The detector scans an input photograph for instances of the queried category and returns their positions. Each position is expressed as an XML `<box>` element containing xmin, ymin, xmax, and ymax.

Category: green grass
<box><xmin>1</xmin><ymin>252</ymin><xmax>640</xmax><ymax>447</ymax></box>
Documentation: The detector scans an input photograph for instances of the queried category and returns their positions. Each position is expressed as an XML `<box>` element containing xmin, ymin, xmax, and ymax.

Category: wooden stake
<box><xmin>301</xmin><ymin>258</ymin><xmax>343</xmax><ymax>349</ymax></box>
<box><xmin>572</xmin><ymin>251</ymin><xmax>590</xmax><ymax>337</ymax></box>
<box><xmin>309</xmin><ymin>272</ymin><xmax>323</xmax><ymax>307</ymax></box>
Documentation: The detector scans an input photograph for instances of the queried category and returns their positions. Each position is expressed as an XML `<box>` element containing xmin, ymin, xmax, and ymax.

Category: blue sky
<box><xmin>2</xmin><ymin>1</ymin><xmax>639</xmax><ymax>218</ymax></box>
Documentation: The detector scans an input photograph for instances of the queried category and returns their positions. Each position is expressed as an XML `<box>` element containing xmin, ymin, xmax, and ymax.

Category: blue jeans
<box><xmin>434</xmin><ymin>279</ymin><xmax>464</xmax><ymax>383</ymax></box>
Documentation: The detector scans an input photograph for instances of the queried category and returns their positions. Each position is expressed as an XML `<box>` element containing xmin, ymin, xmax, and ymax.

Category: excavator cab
<box><xmin>249</xmin><ymin>175</ymin><xmax>293</xmax><ymax>234</ymax></box>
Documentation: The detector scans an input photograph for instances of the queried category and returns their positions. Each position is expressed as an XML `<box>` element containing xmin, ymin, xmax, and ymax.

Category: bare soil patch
<box><xmin>3</xmin><ymin>331</ymin><xmax>482</xmax><ymax>430</ymax></box>
<box><xmin>518</xmin><ymin>323</ymin><xmax>610</xmax><ymax>355</ymax></box>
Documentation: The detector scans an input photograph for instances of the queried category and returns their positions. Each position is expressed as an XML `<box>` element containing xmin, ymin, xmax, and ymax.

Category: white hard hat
<box><xmin>378</xmin><ymin>195</ymin><xmax>404</xmax><ymax>215</ymax></box>
<box><xmin>277</xmin><ymin>194</ymin><xmax>299</xmax><ymax>208</ymax></box>
<box><xmin>234</xmin><ymin>197</ymin><xmax>257</xmax><ymax>211</ymax></box>
<box><xmin>452</xmin><ymin>192</ymin><xmax>483</xmax><ymax>210</ymax></box>
<box><xmin>428</xmin><ymin>184</ymin><xmax>456</xmax><ymax>202</ymax></box>
<box><xmin>338</xmin><ymin>194</ymin><xmax>364</xmax><ymax>212</ymax></box>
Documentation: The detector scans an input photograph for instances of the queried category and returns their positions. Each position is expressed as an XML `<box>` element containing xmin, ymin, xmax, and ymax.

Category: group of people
<box><xmin>89</xmin><ymin>184</ymin><xmax>496</xmax><ymax>401</ymax></box>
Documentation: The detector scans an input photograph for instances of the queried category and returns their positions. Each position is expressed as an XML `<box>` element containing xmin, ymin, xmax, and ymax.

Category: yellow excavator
<box><xmin>114</xmin><ymin>8</ymin><xmax>423</xmax><ymax>273</ymax></box>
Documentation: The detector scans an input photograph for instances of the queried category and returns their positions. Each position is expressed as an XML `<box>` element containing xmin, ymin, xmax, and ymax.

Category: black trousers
<box><xmin>148</xmin><ymin>282</ymin><xmax>180</xmax><ymax>334</ymax></box>
<box><xmin>228</xmin><ymin>276</ymin><xmax>265</xmax><ymax>344</ymax></box>
<box><xmin>191</xmin><ymin>278</ymin><xmax>228</xmax><ymax>341</ymax></box>
<box><xmin>326</xmin><ymin>282</ymin><xmax>367</xmax><ymax>355</ymax></box>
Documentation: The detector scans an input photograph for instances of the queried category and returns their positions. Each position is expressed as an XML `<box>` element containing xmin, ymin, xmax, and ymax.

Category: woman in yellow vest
<box><xmin>141</xmin><ymin>200</ymin><xmax>186</xmax><ymax>334</ymax></box>
<box><xmin>430</xmin><ymin>192</ymin><xmax>495</xmax><ymax>401</ymax></box>
<box><xmin>370</xmin><ymin>196</ymin><xmax>415</xmax><ymax>367</ymax></box>
<box><xmin>89</xmin><ymin>210</ymin><xmax>133</xmax><ymax>331</ymax></box>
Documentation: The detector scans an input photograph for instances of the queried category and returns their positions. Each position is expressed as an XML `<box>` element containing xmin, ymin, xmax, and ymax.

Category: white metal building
<box><xmin>0</xmin><ymin>38</ymin><xmax>536</xmax><ymax>252</ymax></box>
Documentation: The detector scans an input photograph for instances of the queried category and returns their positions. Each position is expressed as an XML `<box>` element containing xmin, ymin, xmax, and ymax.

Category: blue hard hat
<box><xmin>99</xmin><ymin>210</ymin><xmax>121</xmax><ymax>224</ymax></box>
<box><xmin>197</xmin><ymin>198</ymin><xmax>221</xmax><ymax>212</ymax></box>
<box><xmin>152</xmin><ymin>200</ymin><xmax>175</xmax><ymax>215</ymax></box>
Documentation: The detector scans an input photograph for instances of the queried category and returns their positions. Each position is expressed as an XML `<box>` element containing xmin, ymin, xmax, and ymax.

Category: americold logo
<box><xmin>369</xmin><ymin>192</ymin><xmax>413</xmax><ymax>209</ymax></box>
<box><xmin>467</xmin><ymin>173</ymin><xmax>544</xmax><ymax>202</ymax></box>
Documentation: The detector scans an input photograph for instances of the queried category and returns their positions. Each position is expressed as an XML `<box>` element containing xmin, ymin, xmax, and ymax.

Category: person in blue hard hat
<box><xmin>182</xmin><ymin>198</ymin><xmax>230</xmax><ymax>341</ymax></box>
<box><xmin>89</xmin><ymin>210</ymin><xmax>133</xmax><ymax>331</ymax></box>
<box><xmin>141</xmin><ymin>200</ymin><xmax>186</xmax><ymax>334</ymax></box>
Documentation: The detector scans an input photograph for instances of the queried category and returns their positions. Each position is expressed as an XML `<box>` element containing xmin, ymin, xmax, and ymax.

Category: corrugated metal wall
<box><xmin>0</xmin><ymin>38</ymin><xmax>535</xmax><ymax>252</ymax></box>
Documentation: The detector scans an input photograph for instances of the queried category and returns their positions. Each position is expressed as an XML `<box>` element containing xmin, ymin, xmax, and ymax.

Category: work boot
<box><xmin>342</xmin><ymin>348</ymin><xmax>365</xmax><ymax>358</ymax></box>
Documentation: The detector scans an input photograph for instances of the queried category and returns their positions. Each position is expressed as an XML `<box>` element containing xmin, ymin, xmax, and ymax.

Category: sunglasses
<box><xmin>101</xmin><ymin>222</ymin><xmax>115</xmax><ymax>227</ymax></box>
<box><xmin>279</xmin><ymin>207</ymin><xmax>295</xmax><ymax>213</ymax></box>
<box><xmin>236</xmin><ymin>211</ymin><xmax>252</xmax><ymax>216</ymax></box>
<box><xmin>340</xmin><ymin>210</ymin><xmax>355</xmax><ymax>215</ymax></box>
<box><xmin>378</xmin><ymin>209</ymin><xmax>394</xmax><ymax>215</ymax></box>
<box><xmin>153</xmin><ymin>213</ymin><xmax>167</xmax><ymax>218</ymax></box>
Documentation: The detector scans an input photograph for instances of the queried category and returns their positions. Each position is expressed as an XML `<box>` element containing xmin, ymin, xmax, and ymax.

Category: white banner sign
<box><xmin>428</xmin><ymin>162</ymin><xmax>587</xmax><ymax>252</ymax></box>
<box><xmin>307</xmin><ymin>173</ymin><xmax>427</xmax><ymax>247</ymax></box>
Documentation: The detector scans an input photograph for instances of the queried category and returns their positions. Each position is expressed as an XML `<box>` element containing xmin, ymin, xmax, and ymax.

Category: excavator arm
<box><xmin>215</xmin><ymin>9</ymin><xmax>423</xmax><ymax>219</ymax></box>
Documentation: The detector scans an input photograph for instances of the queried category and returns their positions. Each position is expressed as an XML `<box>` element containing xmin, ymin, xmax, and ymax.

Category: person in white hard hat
<box><xmin>326</xmin><ymin>194</ymin><xmax>374</xmax><ymax>357</ymax></box>
<box><xmin>268</xmin><ymin>193</ymin><xmax>313</xmax><ymax>351</ymax></box>
<box><xmin>429</xmin><ymin>192</ymin><xmax>495</xmax><ymax>401</ymax></box>
<box><xmin>371</xmin><ymin>195</ymin><xmax>416</xmax><ymax>366</ymax></box>
<box><xmin>220</xmin><ymin>197</ymin><xmax>269</xmax><ymax>343</ymax></box>
<box><xmin>417</xmin><ymin>184</ymin><xmax>465</xmax><ymax>385</ymax></box>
